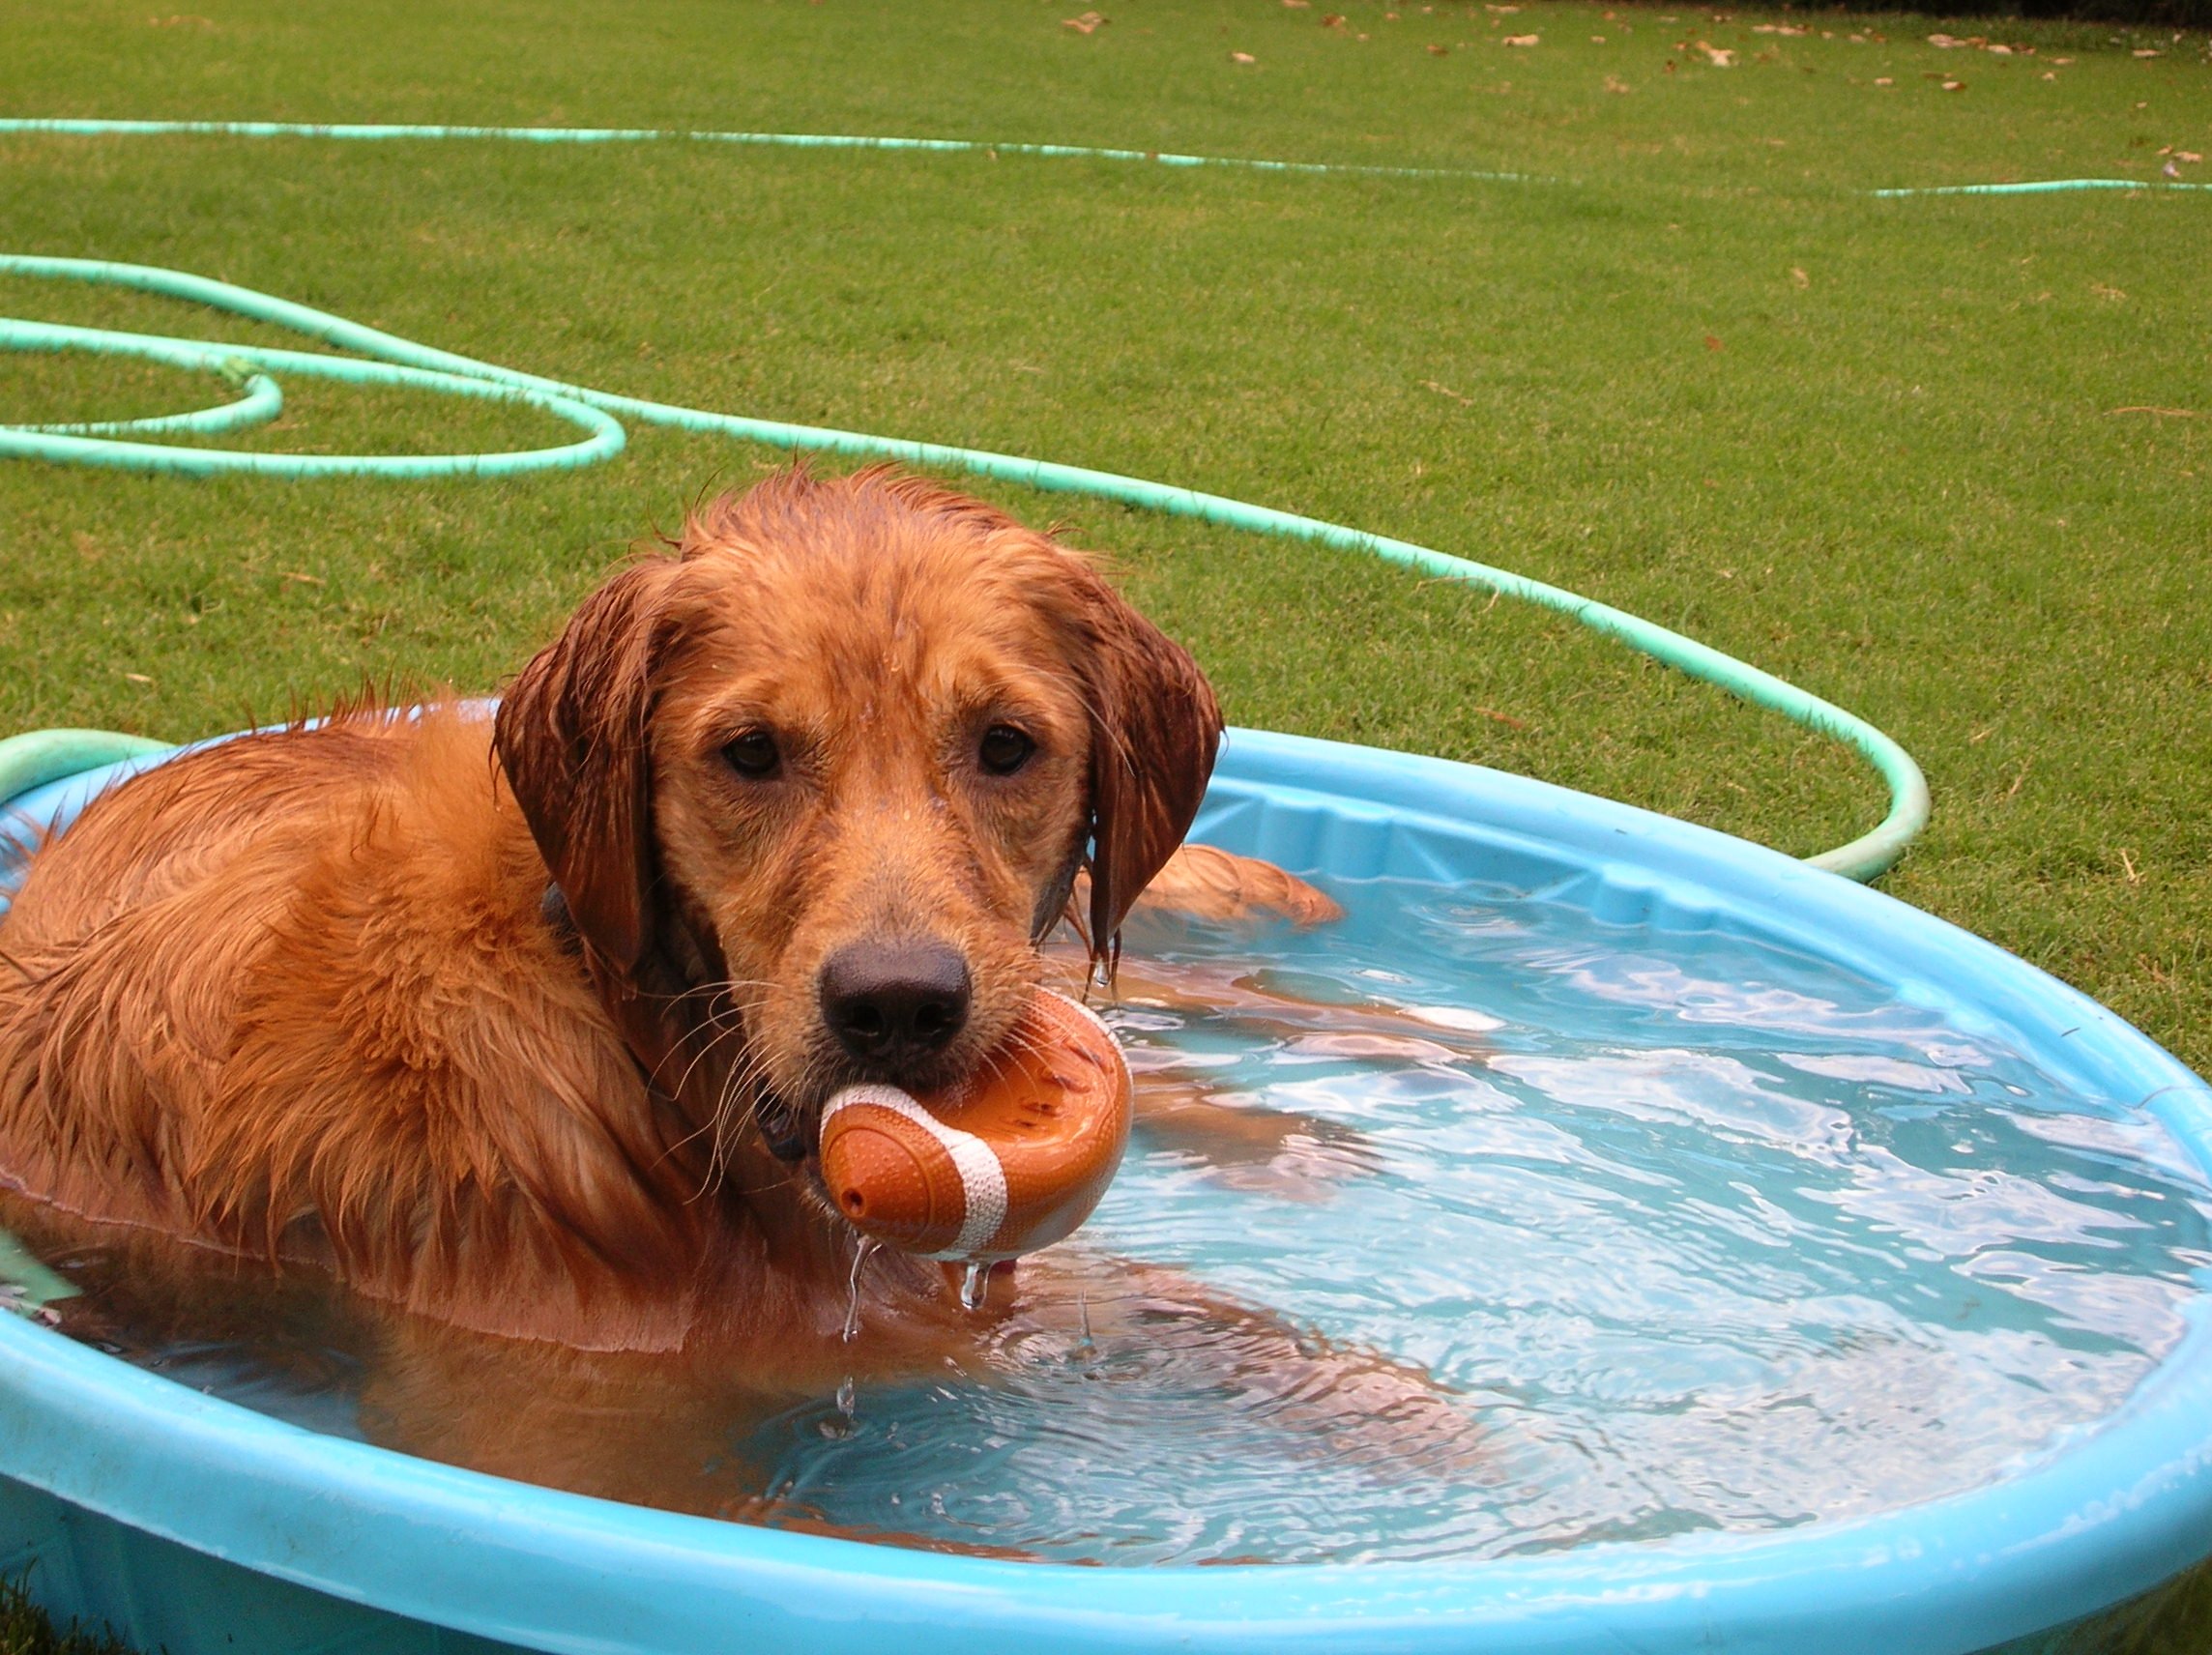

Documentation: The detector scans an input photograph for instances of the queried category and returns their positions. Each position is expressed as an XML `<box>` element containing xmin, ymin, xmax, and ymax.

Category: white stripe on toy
<box><xmin>820</xmin><ymin>1084</ymin><xmax>1009</xmax><ymax>1257</ymax></box>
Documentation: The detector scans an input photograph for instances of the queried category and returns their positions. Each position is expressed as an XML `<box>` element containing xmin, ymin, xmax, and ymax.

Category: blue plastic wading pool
<box><xmin>2</xmin><ymin>726</ymin><xmax>2211</xmax><ymax>1655</ymax></box>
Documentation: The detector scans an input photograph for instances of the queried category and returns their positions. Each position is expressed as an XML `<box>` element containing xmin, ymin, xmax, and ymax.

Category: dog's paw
<box><xmin>1083</xmin><ymin>844</ymin><xmax>1344</xmax><ymax>931</ymax></box>
<box><xmin>1129</xmin><ymin>1073</ymin><xmax>1382</xmax><ymax>1200</ymax></box>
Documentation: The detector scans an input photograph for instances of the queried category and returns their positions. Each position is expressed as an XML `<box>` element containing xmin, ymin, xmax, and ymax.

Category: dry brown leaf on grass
<box><xmin>1323</xmin><ymin>12</ymin><xmax>1347</xmax><ymax>27</ymax></box>
<box><xmin>1790</xmin><ymin>267</ymin><xmax>1810</xmax><ymax>288</ymax></box>
<box><xmin>1704</xmin><ymin>334</ymin><xmax>1724</xmax><ymax>351</ymax></box>
<box><xmin>1231</xmin><ymin>49</ymin><xmax>1258</xmax><ymax>63</ymax></box>
<box><xmin>1422</xmin><ymin>379</ymin><xmax>1474</xmax><ymax>404</ymax></box>
<box><xmin>1062</xmin><ymin>11</ymin><xmax>1106</xmax><ymax>33</ymax></box>
<box><xmin>1875</xmin><ymin>75</ymin><xmax>1894</xmax><ymax>84</ymax></box>
<box><xmin>1503</xmin><ymin>34</ymin><xmax>1539</xmax><ymax>47</ymax></box>
<box><xmin>1604</xmin><ymin>73</ymin><xmax>1633</xmax><ymax>91</ymax></box>
<box><xmin>1696</xmin><ymin>41</ymin><xmax>1734</xmax><ymax>65</ymax></box>
<box><xmin>2134</xmin><ymin>47</ymin><xmax>2162</xmax><ymax>57</ymax></box>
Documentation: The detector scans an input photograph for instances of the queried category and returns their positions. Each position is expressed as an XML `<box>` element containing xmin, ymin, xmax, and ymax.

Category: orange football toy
<box><xmin>818</xmin><ymin>987</ymin><xmax>1133</xmax><ymax>1262</ymax></box>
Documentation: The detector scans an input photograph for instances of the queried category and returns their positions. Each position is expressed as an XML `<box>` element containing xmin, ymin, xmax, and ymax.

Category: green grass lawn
<box><xmin>7</xmin><ymin>0</ymin><xmax>2206</xmax><ymax>1069</ymax></box>
<box><xmin>0</xmin><ymin>1580</ymin><xmax>130</xmax><ymax>1655</ymax></box>
<box><xmin>0</xmin><ymin>0</ymin><xmax>2210</xmax><ymax>1644</ymax></box>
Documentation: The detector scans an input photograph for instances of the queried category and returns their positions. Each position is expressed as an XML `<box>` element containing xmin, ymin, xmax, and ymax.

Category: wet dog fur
<box><xmin>0</xmin><ymin>465</ymin><xmax>1229</xmax><ymax>1346</ymax></box>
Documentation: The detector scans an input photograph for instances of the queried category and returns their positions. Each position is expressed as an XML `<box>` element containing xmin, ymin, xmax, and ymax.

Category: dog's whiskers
<box><xmin>688</xmin><ymin>1051</ymin><xmax>769</xmax><ymax>1205</ymax></box>
<box><xmin>663</xmin><ymin>1001</ymin><xmax>753</xmax><ymax>1084</ymax></box>
<box><xmin>633</xmin><ymin>975</ymin><xmax>776</xmax><ymax>1011</ymax></box>
<box><xmin>644</xmin><ymin>979</ymin><xmax>766</xmax><ymax>1099</ymax></box>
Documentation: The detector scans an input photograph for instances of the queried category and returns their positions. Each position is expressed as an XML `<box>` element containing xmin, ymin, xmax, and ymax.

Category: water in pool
<box><xmin>32</xmin><ymin>870</ymin><xmax>2212</xmax><ymax>1565</ymax></box>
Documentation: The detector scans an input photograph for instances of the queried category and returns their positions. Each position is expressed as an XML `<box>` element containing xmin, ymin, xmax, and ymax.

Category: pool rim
<box><xmin>1</xmin><ymin>722</ymin><xmax>2209</xmax><ymax>1655</ymax></box>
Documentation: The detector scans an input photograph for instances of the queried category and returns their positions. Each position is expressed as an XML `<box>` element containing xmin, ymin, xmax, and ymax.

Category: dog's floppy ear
<box><xmin>1067</xmin><ymin>566</ymin><xmax>1225</xmax><ymax>961</ymax></box>
<box><xmin>495</xmin><ymin>559</ymin><xmax>679</xmax><ymax>973</ymax></box>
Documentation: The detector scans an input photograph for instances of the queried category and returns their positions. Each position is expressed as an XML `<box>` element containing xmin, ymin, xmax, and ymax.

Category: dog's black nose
<box><xmin>819</xmin><ymin>941</ymin><xmax>973</xmax><ymax>1067</ymax></box>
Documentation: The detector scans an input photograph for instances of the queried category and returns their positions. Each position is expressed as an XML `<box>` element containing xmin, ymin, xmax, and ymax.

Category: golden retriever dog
<box><xmin>0</xmin><ymin>466</ymin><xmax>1479</xmax><ymax>1529</ymax></box>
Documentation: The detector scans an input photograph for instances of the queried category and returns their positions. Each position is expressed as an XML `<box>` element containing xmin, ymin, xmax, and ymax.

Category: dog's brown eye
<box><xmin>724</xmin><ymin>730</ymin><xmax>780</xmax><ymax>779</ymax></box>
<box><xmin>978</xmin><ymin>724</ymin><xmax>1034</xmax><ymax>776</ymax></box>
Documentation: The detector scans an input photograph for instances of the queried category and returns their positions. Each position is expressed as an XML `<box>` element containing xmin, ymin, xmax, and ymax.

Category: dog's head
<box><xmin>495</xmin><ymin>466</ymin><xmax>1219</xmax><ymax>1159</ymax></box>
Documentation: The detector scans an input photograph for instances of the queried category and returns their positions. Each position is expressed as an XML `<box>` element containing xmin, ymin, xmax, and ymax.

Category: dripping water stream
<box><xmin>831</xmin><ymin>1236</ymin><xmax>878</xmax><ymax>1432</ymax></box>
<box><xmin>841</xmin><ymin>1237</ymin><xmax>878</xmax><ymax>1345</ymax></box>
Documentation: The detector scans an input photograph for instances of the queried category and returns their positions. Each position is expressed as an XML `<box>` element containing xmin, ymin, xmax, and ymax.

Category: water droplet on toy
<box><xmin>1077</xmin><ymin>1287</ymin><xmax>1094</xmax><ymax>1352</ymax></box>
<box><xmin>836</xmin><ymin>1376</ymin><xmax>856</xmax><ymax>1418</ymax></box>
<box><xmin>960</xmin><ymin>1261</ymin><xmax>988</xmax><ymax>1311</ymax></box>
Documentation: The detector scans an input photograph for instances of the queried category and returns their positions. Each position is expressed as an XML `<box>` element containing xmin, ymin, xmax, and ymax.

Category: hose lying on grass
<box><xmin>0</xmin><ymin>118</ymin><xmax>1935</xmax><ymax>881</ymax></box>
<box><xmin>3</xmin><ymin>116</ymin><xmax>2208</xmax><ymax>194</ymax></box>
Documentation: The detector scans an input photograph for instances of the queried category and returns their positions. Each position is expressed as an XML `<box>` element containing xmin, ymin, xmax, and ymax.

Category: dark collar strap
<box><xmin>539</xmin><ymin>883</ymin><xmax>582</xmax><ymax>955</ymax></box>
